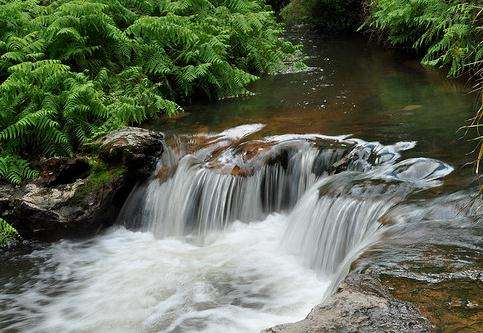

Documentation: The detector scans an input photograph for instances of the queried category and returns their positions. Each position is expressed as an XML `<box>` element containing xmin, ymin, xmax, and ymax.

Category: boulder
<box><xmin>35</xmin><ymin>157</ymin><xmax>91</xmax><ymax>186</ymax></box>
<box><xmin>0</xmin><ymin>127</ymin><xmax>164</xmax><ymax>242</ymax></box>
<box><xmin>95</xmin><ymin>127</ymin><xmax>164</xmax><ymax>176</ymax></box>
<box><xmin>263</xmin><ymin>273</ymin><xmax>431</xmax><ymax>333</ymax></box>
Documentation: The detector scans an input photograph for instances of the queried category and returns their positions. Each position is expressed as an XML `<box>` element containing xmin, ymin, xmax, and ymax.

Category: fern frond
<box><xmin>0</xmin><ymin>218</ymin><xmax>20</xmax><ymax>246</ymax></box>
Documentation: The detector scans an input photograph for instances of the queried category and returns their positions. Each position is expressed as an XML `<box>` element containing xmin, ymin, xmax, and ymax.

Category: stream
<box><xmin>1</xmin><ymin>34</ymin><xmax>481</xmax><ymax>332</ymax></box>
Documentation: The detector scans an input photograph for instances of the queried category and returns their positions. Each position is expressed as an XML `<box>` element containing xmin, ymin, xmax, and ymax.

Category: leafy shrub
<box><xmin>0</xmin><ymin>0</ymin><xmax>296</xmax><ymax>184</ymax></box>
<box><xmin>280</xmin><ymin>0</ymin><xmax>317</xmax><ymax>26</ymax></box>
<box><xmin>365</xmin><ymin>0</ymin><xmax>482</xmax><ymax>77</ymax></box>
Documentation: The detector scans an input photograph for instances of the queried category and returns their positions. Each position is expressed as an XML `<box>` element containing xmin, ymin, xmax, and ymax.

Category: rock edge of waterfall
<box><xmin>263</xmin><ymin>271</ymin><xmax>431</xmax><ymax>333</ymax></box>
<box><xmin>0</xmin><ymin>127</ymin><xmax>164</xmax><ymax>242</ymax></box>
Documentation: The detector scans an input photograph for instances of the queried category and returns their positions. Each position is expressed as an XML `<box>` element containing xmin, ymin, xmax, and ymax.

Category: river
<box><xmin>1</xmin><ymin>34</ymin><xmax>480</xmax><ymax>332</ymax></box>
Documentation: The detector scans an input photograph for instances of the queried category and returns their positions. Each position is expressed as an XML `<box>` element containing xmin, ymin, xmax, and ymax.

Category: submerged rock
<box><xmin>0</xmin><ymin>127</ymin><xmax>164</xmax><ymax>242</ymax></box>
<box><xmin>263</xmin><ymin>273</ymin><xmax>431</xmax><ymax>333</ymax></box>
<box><xmin>354</xmin><ymin>192</ymin><xmax>483</xmax><ymax>332</ymax></box>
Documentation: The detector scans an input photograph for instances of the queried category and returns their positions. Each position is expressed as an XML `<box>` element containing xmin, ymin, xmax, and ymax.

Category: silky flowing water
<box><xmin>1</xmin><ymin>35</ymin><xmax>480</xmax><ymax>332</ymax></box>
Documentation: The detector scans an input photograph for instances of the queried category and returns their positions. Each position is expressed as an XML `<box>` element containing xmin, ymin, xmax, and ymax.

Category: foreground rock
<box><xmin>96</xmin><ymin>127</ymin><xmax>164</xmax><ymax>175</ymax></box>
<box><xmin>264</xmin><ymin>273</ymin><xmax>431</xmax><ymax>333</ymax></box>
<box><xmin>359</xmin><ymin>195</ymin><xmax>482</xmax><ymax>332</ymax></box>
<box><xmin>0</xmin><ymin>127</ymin><xmax>163</xmax><ymax>242</ymax></box>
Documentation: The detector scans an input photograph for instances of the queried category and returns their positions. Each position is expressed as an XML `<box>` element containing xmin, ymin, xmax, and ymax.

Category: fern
<box><xmin>0</xmin><ymin>0</ymin><xmax>296</xmax><ymax>184</ymax></box>
<box><xmin>0</xmin><ymin>218</ymin><xmax>20</xmax><ymax>246</ymax></box>
<box><xmin>0</xmin><ymin>154</ymin><xmax>39</xmax><ymax>185</ymax></box>
<box><xmin>365</xmin><ymin>0</ymin><xmax>482</xmax><ymax>77</ymax></box>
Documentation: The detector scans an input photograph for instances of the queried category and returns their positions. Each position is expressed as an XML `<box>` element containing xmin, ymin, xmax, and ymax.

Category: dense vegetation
<box><xmin>0</xmin><ymin>0</ymin><xmax>297</xmax><ymax>184</ymax></box>
<box><xmin>1</xmin><ymin>0</ymin><xmax>481</xmax><ymax>185</ymax></box>
<box><xmin>281</xmin><ymin>0</ymin><xmax>362</xmax><ymax>31</ymax></box>
<box><xmin>364</xmin><ymin>0</ymin><xmax>482</xmax><ymax>77</ymax></box>
<box><xmin>278</xmin><ymin>0</ymin><xmax>481</xmax><ymax>76</ymax></box>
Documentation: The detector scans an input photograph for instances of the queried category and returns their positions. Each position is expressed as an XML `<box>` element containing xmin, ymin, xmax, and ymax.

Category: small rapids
<box><xmin>0</xmin><ymin>124</ymin><xmax>455</xmax><ymax>332</ymax></box>
<box><xmin>2</xmin><ymin>216</ymin><xmax>325</xmax><ymax>333</ymax></box>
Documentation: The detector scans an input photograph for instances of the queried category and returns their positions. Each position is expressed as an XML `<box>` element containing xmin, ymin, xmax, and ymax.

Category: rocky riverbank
<box><xmin>0</xmin><ymin>127</ymin><xmax>164</xmax><ymax>243</ymax></box>
<box><xmin>264</xmin><ymin>191</ymin><xmax>482</xmax><ymax>332</ymax></box>
<box><xmin>1</xmin><ymin>127</ymin><xmax>480</xmax><ymax>332</ymax></box>
<box><xmin>264</xmin><ymin>272</ymin><xmax>431</xmax><ymax>333</ymax></box>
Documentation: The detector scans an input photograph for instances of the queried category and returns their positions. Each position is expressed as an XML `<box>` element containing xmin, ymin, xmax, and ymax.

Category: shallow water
<box><xmin>1</xmin><ymin>34</ymin><xmax>480</xmax><ymax>332</ymax></box>
<box><xmin>151</xmin><ymin>34</ymin><xmax>477</xmax><ymax>176</ymax></box>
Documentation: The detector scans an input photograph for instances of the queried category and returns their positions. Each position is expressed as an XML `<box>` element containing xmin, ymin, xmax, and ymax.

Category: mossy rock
<box><xmin>0</xmin><ymin>127</ymin><xmax>164</xmax><ymax>242</ymax></box>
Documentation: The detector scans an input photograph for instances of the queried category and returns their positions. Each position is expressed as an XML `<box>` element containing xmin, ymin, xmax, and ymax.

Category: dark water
<box><xmin>150</xmin><ymin>34</ymin><xmax>478</xmax><ymax>189</ymax></box>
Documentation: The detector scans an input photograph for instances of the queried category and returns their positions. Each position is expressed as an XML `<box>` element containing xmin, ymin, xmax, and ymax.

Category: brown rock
<box><xmin>0</xmin><ymin>127</ymin><xmax>164</xmax><ymax>242</ymax></box>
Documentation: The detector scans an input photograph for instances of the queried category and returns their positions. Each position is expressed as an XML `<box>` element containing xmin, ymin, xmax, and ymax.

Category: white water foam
<box><xmin>4</xmin><ymin>215</ymin><xmax>327</xmax><ymax>333</ymax></box>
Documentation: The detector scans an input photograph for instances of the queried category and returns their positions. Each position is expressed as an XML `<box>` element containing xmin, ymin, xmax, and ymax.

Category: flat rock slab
<box><xmin>263</xmin><ymin>273</ymin><xmax>431</xmax><ymax>333</ymax></box>
<box><xmin>96</xmin><ymin>127</ymin><xmax>164</xmax><ymax>166</ymax></box>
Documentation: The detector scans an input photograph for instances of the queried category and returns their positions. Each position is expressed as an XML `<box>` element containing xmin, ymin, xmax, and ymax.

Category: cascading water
<box><xmin>117</xmin><ymin>124</ymin><xmax>453</xmax><ymax>283</ymax></box>
<box><xmin>1</xmin><ymin>125</ymin><xmax>455</xmax><ymax>333</ymax></box>
<box><xmin>282</xmin><ymin>157</ymin><xmax>454</xmax><ymax>298</ymax></box>
<box><xmin>118</xmin><ymin>125</ymin><xmax>421</xmax><ymax>241</ymax></box>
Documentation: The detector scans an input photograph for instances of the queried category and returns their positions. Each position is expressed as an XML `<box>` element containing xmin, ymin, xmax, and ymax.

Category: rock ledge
<box><xmin>263</xmin><ymin>272</ymin><xmax>431</xmax><ymax>333</ymax></box>
<box><xmin>0</xmin><ymin>127</ymin><xmax>163</xmax><ymax>242</ymax></box>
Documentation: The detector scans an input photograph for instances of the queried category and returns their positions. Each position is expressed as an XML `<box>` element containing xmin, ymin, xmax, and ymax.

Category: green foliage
<box><xmin>365</xmin><ymin>0</ymin><xmax>482</xmax><ymax>77</ymax></box>
<box><xmin>465</xmin><ymin>69</ymin><xmax>482</xmax><ymax>188</ymax></box>
<box><xmin>0</xmin><ymin>0</ymin><xmax>295</xmax><ymax>184</ymax></box>
<box><xmin>0</xmin><ymin>155</ymin><xmax>39</xmax><ymax>185</ymax></box>
<box><xmin>280</xmin><ymin>0</ymin><xmax>317</xmax><ymax>26</ymax></box>
<box><xmin>83</xmin><ymin>157</ymin><xmax>125</xmax><ymax>193</ymax></box>
<box><xmin>280</xmin><ymin>0</ymin><xmax>362</xmax><ymax>31</ymax></box>
<box><xmin>0</xmin><ymin>218</ymin><xmax>20</xmax><ymax>246</ymax></box>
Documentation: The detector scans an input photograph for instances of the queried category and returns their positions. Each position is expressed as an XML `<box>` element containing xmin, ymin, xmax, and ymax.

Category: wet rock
<box><xmin>0</xmin><ymin>127</ymin><xmax>164</xmax><ymax>242</ymax></box>
<box><xmin>263</xmin><ymin>273</ymin><xmax>431</xmax><ymax>333</ymax></box>
<box><xmin>96</xmin><ymin>127</ymin><xmax>164</xmax><ymax>176</ymax></box>
<box><xmin>35</xmin><ymin>157</ymin><xmax>91</xmax><ymax>186</ymax></box>
<box><xmin>344</xmin><ymin>192</ymin><xmax>483</xmax><ymax>332</ymax></box>
<box><xmin>272</xmin><ymin>192</ymin><xmax>481</xmax><ymax>333</ymax></box>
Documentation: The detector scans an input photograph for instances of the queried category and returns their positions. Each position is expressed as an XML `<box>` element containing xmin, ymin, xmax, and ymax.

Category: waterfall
<box><xmin>3</xmin><ymin>125</ymin><xmax>457</xmax><ymax>333</ymax></box>
<box><xmin>282</xmin><ymin>156</ymin><xmax>454</xmax><ymax>286</ymax></box>
<box><xmin>282</xmin><ymin>173</ymin><xmax>403</xmax><ymax>276</ymax></box>
<box><xmin>122</xmin><ymin>144</ymin><xmax>333</xmax><ymax>237</ymax></box>
<box><xmin>118</xmin><ymin>124</ymin><xmax>453</xmax><ymax>279</ymax></box>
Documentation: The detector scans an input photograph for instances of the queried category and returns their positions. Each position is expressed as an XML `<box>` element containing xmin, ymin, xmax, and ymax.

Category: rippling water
<box><xmin>2</xmin><ymin>216</ymin><xmax>327</xmax><ymax>333</ymax></box>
